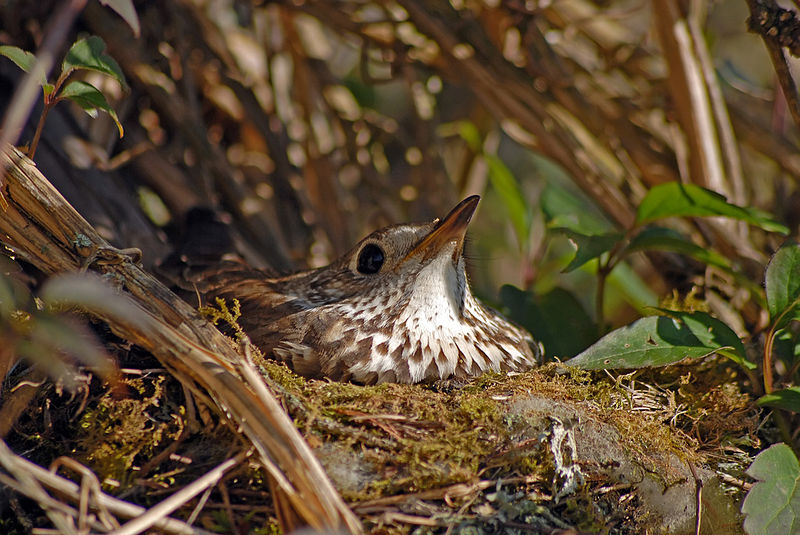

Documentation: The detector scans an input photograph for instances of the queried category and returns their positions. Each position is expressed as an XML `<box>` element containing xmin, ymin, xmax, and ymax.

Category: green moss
<box><xmin>75</xmin><ymin>375</ymin><xmax>183</xmax><ymax>488</ymax></box>
<box><xmin>200</xmin><ymin>297</ymin><xmax>248</xmax><ymax>342</ymax></box>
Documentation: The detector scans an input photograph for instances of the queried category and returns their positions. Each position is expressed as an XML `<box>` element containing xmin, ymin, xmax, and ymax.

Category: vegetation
<box><xmin>1</xmin><ymin>0</ymin><xmax>800</xmax><ymax>533</ymax></box>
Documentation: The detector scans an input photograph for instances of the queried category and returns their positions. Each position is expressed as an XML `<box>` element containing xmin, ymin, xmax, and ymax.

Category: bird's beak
<box><xmin>405</xmin><ymin>195</ymin><xmax>480</xmax><ymax>262</ymax></box>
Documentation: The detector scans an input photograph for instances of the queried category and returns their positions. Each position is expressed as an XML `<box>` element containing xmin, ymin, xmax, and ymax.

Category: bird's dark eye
<box><xmin>357</xmin><ymin>244</ymin><xmax>384</xmax><ymax>274</ymax></box>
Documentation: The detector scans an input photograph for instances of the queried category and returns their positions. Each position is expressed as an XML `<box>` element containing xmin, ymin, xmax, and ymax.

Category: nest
<box><xmin>0</xmin><ymin>152</ymin><xmax>756</xmax><ymax>531</ymax></box>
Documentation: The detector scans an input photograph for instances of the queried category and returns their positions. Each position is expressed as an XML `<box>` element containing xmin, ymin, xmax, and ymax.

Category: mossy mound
<box><xmin>5</xmin><ymin>332</ymin><xmax>757</xmax><ymax>534</ymax></box>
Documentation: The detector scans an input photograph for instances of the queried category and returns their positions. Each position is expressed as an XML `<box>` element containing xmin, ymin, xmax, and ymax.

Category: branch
<box><xmin>0</xmin><ymin>145</ymin><xmax>361</xmax><ymax>534</ymax></box>
<box><xmin>747</xmin><ymin>0</ymin><xmax>800</xmax><ymax>130</ymax></box>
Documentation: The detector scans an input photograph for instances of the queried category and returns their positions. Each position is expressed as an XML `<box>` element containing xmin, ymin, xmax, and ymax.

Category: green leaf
<box><xmin>625</xmin><ymin>226</ymin><xmax>732</xmax><ymax>271</ymax></box>
<box><xmin>557</xmin><ymin>229</ymin><xmax>622</xmax><ymax>273</ymax></box>
<box><xmin>58</xmin><ymin>81</ymin><xmax>124</xmax><ymax>137</ymax></box>
<box><xmin>0</xmin><ymin>45</ymin><xmax>36</xmax><ymax>73</ymax></box>
<box><xmin>485</xmin><ymin>154</ymin><xmax>530</xmax><ymax>247</ymax></box>
<box><xmin>500</xmin><ymin>285</ymin><xmax>597</xmax><ymax>359</ymax></box>
<box><xmin>98</xmin><ymin>0</ymin><xmax>141</xmax><ymax>37</ymax></box>
<box><xmin>541</xmin><ymin>183</ymin><xmax>613</xmax><ymax>235</ymax></box>
<box><xmin>757</xmin><ymin>387</ymin><xmax>800</xmax><ymax>413</ymax></box>
<box><xmin>0</xmin><ymin>45</ymin><xmax>47</xmax><ymax>86</ymax></box>
<box><xmin>741</xmin><ymin>443</ymin><xmax>800</xmax><ymax>535</ymax></box>
<box><xmin>566</xmin><ymin>311</ymin><xmax>744</xmax><ymax>369</ymax></box>
<box><xmin>765</xmin><ymin>241</ymin><xmax>800</xmax><ymax>327</ymax></box>
<box><xmin>657</xmin><ymin>308</ymin><xmax>753</xmax><ymax>370</ymax></box>
<box><xmin>62</xmin><ymin>36</ymin><xmax>127</xmax><ymax>88</ymax></box>
<box><xmin>636</xmin><ymin>182</ymin><xmax>788</xmax><ymax>234</ymax></box>
<box><xmin>457</xmin><ymin>120</ymin><xmax>481</xmax><ymax>152</ymax></box>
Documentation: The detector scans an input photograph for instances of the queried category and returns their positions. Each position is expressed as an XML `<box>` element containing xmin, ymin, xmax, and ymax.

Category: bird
<box><xmin>183</xmin><ymin>196</ymin><xmax>541</xmax><ymax>384</ymax></box>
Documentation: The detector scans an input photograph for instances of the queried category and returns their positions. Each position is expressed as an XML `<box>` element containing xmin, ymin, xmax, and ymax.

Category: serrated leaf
<box><xmin>765</xmin><ymin>241</ymin><xmax>800</xmax><ymax>327</ymax></box>
<box><xmin>485</xmin><ymin>154</ymin><xmax>530</xmax><ymax>247</ymax></box>
<box><xmin>58</xmin><ymin>81</ymin><xmax>124</xmax><ymax>137</ymax></box>
<box><xmin>566</xmin><ymin>311</ymin><xmax>742</xmax><ymax>369</ymax></box>
<box><xmin>636</xmin><ymin>182</ymin><xmax>788</xmax><ymax>234</ymax></box>
<box><xmin>98</xmin><ymin>0</ymin><xmax>141</xmax><ymax>37</ymax></box>
<box><xmin>0</xmin><ymin>45</ymin><xmax>46</xmax><ymax>86</ymax></box>
<box><xmin>557</xmin><ymin>228</ymin><xmax>622</xmax><ymax>273</ymax></box>
<box><xmin>500</xmin><ymin>285</ymin><xmax>597</xmax><ymax>359</ymax></box>
<box><xmin>63</xmin><ymin>36</ymin><xmax>126</xmax><ymax>88</ymax></box>
<box><xmin>625</xmin><ymin>226</ymin><xmax>732</xmax><ymax>270</ymax></box>
<box><xmin>757</xmin><ymin>387</ymin><xmax>800</xmax><ymax>413</ymax></box>
<box><xmin>742</xmin><ymin>443</ymin><xmax>800</xmax><ymax>535</ymax></box>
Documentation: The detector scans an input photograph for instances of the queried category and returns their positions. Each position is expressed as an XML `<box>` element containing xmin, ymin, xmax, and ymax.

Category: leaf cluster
<box><xmin>0</xmin><ymin>36</ymin><xmax>126</xmax><ymax>158</ymax></box>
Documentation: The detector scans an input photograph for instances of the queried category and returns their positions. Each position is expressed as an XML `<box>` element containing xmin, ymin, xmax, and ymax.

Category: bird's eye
<box><xmin>357</xmin><ymin>243</ymin><xmax>385</xmax><ymax>274</ymax></box>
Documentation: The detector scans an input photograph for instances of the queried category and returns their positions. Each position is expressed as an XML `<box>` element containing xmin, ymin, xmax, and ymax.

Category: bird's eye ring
<box><xmin>357</xmin><ymin>243</ymin><xmax>385</xmax><ymax>274</ymax></box>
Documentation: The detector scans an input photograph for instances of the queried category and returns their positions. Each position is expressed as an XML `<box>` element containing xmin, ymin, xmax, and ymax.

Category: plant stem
<box><xmin>27</xmin><ymin>70</ymin><xmax>70</xmax><ymax>159</ymax></box>
<box><xmin>763</xmin><ymin>326</ymin><xmax>776</xmax><ymax>394</ymax></box>
<box><xmin>27</xmin><ymin>101</ymin><xmax>52</xmax><ymax>160</ymax></box>
<box><xmin>762</xmin><ymin>323</ymin><xmax>796</xmax><ymax>450</ymax></box>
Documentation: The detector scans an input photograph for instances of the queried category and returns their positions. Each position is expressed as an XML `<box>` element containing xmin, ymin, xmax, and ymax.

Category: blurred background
<box><xmin>0</xmin><ymin>0</ymin><xmax>796</xmax><ymax>359</ymax></box>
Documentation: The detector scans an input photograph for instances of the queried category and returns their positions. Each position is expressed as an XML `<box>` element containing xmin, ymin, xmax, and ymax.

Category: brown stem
<box><xmin>762</xmin><ymin>323</ymin><xmax>796</xmax><ymax>449</ymax></box>
<box><xmin>26</xmin><ymin>99</ymin><xmax>53</xmax><ymax>160</ymax></box>
<box><xmin>763</xmin><ymin>325</ymin><xmax>776</xmax><ymax>394</ymax></box>
<box><xmin>28</xmin><ymin>68</ymin><xmax>73</xmax><ymax>159</ymax></box>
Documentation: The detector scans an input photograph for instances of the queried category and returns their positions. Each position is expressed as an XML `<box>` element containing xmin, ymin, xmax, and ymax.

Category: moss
<box><xmin>75</xmin><ymin>375</ymin><xmax>184</xmax><ymax>489</ymax></box>
<box><xmin>253</xmin><ymin>522</ymin><xmax>283</xmax><ymax>535</ymax></box>
<box><xmin>200</xmin><ymin>297</ymin><xmax>248</xmax><ymax>343</ymax></box>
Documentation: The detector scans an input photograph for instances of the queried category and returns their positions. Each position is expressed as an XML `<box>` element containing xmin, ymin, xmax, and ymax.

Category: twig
<box><xmin>747</xmin><ymin>0</ymin><xmax>800</xmax><ymax>130</ymax></box>
<box><xmin>185</xmin><ymin>486</ymin><xmax>215</xmax><ymax>527</ymax></box>
<box><xmin>716</xmin><ymin>471</ymin><xmax>753</xmax><ymax>491</ymax></box>
<box><xmin>50</xmin><ymin>456</ymin><xmax>120</xmax><ymax>531</ymax></box>
<box><xmin>353</xmin><ymin>480</ymin><xmax>496</xmax><ymax>512</ymax></box>
<box><xmin>0</xmin><ymin>439</ymin><xmax>215</xmax><ymax>535</ymax></box>
<box><xmin>686</xmin><ymin>460</ymin><xmax>703</xmax><ymax>535</ymax></box>
<box><xmin>375</xmin><ymin>512</ymin><xmax>443</xmax><ymax>527</ymax></box>
<box><xmin>111</xmin><ymin>453</ymin><xmax>246</xmax><ymax>535</ymax></box>
<box><xmin>0</xmin><ymin>442</ymin><xmax>79</xmax><ymax>534</ymax></box>
<box><xmin>218</xmin><ymin>481</ymin><xmax>240</xmax><ymax>535</ymax></box>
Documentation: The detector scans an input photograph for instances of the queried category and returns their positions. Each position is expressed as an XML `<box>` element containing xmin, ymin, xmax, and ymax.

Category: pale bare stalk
<box><xmin>111</xmin><ymin>454</ymin><xmax>245</xmax><ymax>535</ymax></box>
<box><xmin>0</xmin><ymin>440</ymin><xmax>214</xmax><ymax>535</ymax></box>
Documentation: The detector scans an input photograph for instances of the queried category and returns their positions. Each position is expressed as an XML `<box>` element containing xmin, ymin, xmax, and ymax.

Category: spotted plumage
<box><xmin>204</xmin><ymin>196</ymin><xmax>541</xmax><ymax>384</ymax></box>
